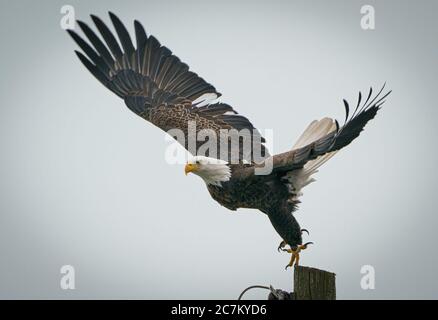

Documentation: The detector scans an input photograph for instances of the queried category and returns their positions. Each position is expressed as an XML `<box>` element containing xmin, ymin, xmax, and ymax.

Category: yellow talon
<box><xmin>284</xmin><ymin>242</ymin><xmax>313</xmax><ymax>270</ymax></box>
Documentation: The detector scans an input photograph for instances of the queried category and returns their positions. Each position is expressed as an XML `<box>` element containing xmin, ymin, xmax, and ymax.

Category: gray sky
<box><xmin>0</xmin><ymin>0</ymin><xmax>437</xmax><ymax>299</ymax></box>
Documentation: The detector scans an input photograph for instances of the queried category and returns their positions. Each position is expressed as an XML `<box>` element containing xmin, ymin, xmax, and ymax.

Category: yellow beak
<box><xmin>185</xmin><ymin>163</ymin><xmax>198</xmax><ymax>175</ymax></box>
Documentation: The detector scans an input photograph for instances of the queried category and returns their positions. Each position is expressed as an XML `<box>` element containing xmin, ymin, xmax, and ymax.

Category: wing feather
<box><xmin>109</xmin><ymin>12</ymin><xmax>135</xmax><ymax>61</ymax></box>
<box><xmin>271</xmin><ymin>86</ymin><xmax>390</xmax><ymax>174</ymax></box>
<box><xmin>233</xmin><ymin>85</ymin><xmax>390</xmax><ymax>182</ymax></box>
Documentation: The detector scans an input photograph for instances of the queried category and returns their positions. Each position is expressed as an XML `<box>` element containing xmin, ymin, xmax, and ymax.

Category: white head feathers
<box><xmin>185</xmin><ymin>156</ymin><xmax>231</xmax><ymax>186</ymax></box>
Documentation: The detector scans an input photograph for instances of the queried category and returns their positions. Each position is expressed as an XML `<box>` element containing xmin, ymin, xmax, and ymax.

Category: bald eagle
<box><xmin>68</xmin><ymin>12</ymin><xmax>390</xmax><ymax>269</ymax></box>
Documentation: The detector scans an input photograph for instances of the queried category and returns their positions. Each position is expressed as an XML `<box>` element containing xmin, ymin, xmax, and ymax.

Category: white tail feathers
<box><xmin>285</xmin><ymin>118</ymin><xmax>338</xmax><ymax>202</ymax></box>
<box><xmin>292</xmin><ymin>117</ymin><xmax>336</xmax><ymax>149</ymax></box>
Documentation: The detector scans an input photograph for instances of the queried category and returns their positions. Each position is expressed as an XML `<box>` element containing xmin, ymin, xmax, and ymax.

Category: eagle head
<box><xmin>185</xmin><ymin>156</ymin><xmax>231</xmax><ymax>186</ymax></box>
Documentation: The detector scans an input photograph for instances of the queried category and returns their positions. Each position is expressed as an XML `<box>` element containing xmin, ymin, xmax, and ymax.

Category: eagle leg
<box><xmin>277</xmin><ymin>229</ymin><xmax>309</xmax><ymax>252</ymax></box>
<box><xmin>283</xmin><ymin>242</ymin><xmax>313</xmax><ymax>270</ymax></box>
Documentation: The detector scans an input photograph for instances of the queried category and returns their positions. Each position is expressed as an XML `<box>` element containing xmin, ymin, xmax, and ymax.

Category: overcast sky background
<box><xmin>0</xmin><ymin>0</ymin><xmax>437</xmax><ymax>299</ymax></box>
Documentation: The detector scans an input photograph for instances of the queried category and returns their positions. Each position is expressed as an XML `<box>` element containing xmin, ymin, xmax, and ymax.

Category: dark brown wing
<box><xmin>234</xmin><ymin>85</ymin><xmax>391</xmax><ymax>179</ymax></box>
<box><xmin>67</xmin><ymin>12</ymin><xmax>269</xmax><ymax>162</ymax></box>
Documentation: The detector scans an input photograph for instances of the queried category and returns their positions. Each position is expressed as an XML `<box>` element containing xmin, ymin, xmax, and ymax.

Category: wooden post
<box><xmin>267</xmin><ymin>266</ymin><xmax>336</xmax><ymax>300</ymax></box>
<box><xmin>292</xmin><ymin>266</ymin><xmax>336</xmax><ymax>300</ymax></box>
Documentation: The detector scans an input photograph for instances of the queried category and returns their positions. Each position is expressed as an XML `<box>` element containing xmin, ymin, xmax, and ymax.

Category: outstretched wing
<box><xmin>68</xmin><ymin>12</ymin><xmax>269</xmax><ymax>162</ymax></box>
<box><xmin>235</xmin><ymin>85</ymin><xmax>391</xmax><ymax>181</ymax></box>
<box><xmin>270</xmin><ymin>85</ymin><xmax>390</xmax><ymax>173</ymax></box>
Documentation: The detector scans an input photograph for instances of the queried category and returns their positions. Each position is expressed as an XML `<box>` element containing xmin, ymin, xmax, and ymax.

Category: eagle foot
<box><xmin>277</xmin><ymin>229</ymin><xmax>310</xmax><ymax>252</ymax></box>
<box><xmin>283</xmin><ymin>242</ymin><xmax>313</xmax><ymax>270</ymax></box>
<box><xmin>277</xmin><ymin>240</ymin><xmax>287</xmax><ymax>252</ymax></box>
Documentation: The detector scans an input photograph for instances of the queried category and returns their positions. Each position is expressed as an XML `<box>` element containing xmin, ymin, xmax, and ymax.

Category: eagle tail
<box><xmin>285</xmin><ymin>119</ymin><xmax>338</xmax><ymax>200</ymax></box>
